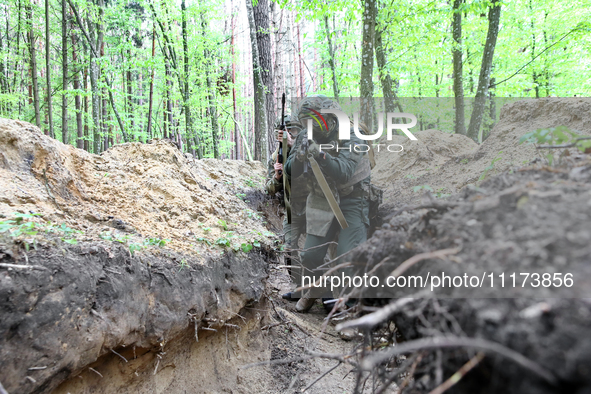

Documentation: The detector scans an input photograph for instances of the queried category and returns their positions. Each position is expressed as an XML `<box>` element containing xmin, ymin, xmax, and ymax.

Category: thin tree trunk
<box><xmin>26</xmin><ymin>1</ymin><xmax>41</xmax><ymax>128</ymax></box>
<box><xmin>231</xmin><ymin>7</ymin><xmax>239</xmax><ymax>160</ymax></box>
<box><xmin>87</xmin><ymin>18</ymin><xmax>101</xmax><ymax>153</ymax></box>
<box><xmin>452</xmin><ymin>0</ymin><xmax>466</xmax><ymax>135</ymax></box>
<box><xmin>466</xmin><ymin>0</ymin><xmax>501</xmax><ymax>142</ymax></box>
<box><xmin>375</xmin><ymin>17</ymin><xmax>401</xmax><ymax>113</ymax></box>
<box><xmin>126</xmin><ymin>49</ymin><xmax>135</xmax><ymax>139</ymax></box>
<box><xmin>83</xmin><ymin>64</ymin><xmax>89</xmax><ymax>151</ymax></box>
<box><xmin>200</xmin><ymin>13</ymin><xmax>219</xmax><ymax>158</ymax></box>
<box><xmin>246</xmin><ymin>0</ymin><xmax>268</xmax><ymax>162</ymax></box>
<box><xmin>359</xmin><ymin>0</ymin><xmax>377</xmax><ymax>129</ymax></box>
<box><xmin>147</xmin><ymin>23</ymin><xmax>156</xmax><ymax>138</ymax></box>
<box><xmin>45</xmin><ymin>0</ymin><xmax>54</xmax><ymax>138</ymax></box>
<box><xmin>297</xmin><ymin>23</ymin><xmax>304</xmax><ymax>96</ymax></box>
<box><xmin>253</xmin><ymin>0</ymin><xmax>275</xmax><ymax>158</ymax></box>
<box><xmin>72</xmin><ymin>29</ymin><xmax>83</xmax><ymax>149</ymax></box>
<box><xmin>323</xmin><ymin>15</ymin><xmax>339</xmax><ymax>100</ymax></box>
<box><xmin>181</xmin><ymin>0</ymin><xmax>200</xmax><ymax>158</ymax></box>
<box><xmin>61</xmin><ymin>0</ymin><xmax>68</xmax><ymax>144</ymax></box>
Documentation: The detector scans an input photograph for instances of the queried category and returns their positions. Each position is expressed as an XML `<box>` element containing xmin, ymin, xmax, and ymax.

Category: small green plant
<box><xmin>178</xmin><ymin>259</ymin><xmax>189</xmax><ymax>272</ymax></box>
<box><xmin>129</xmin><ymin>243</ymin><xmax>143</xmax><ymax>256</ymax></box>
<box><xmin>478</xmin><ymin>151</ymin><xmax>503</xmax><ymax>181</ymax></box>
<box><xmin>460</xmin><ymin>158</ymin><xmax>469</xmax><ymax>164</ymax></box>
<box><xmin>236</xmin><ymin>193</ymin><xmax>247</xmax><ymax>200</ymax></box>
<box><xmin>413</xmin><ymin>185</ymin><xmax>433</xmax><ymax>193</ymax></box>
<box><xmin>434</xmin><ymin>188</ymin><xmax>451</xmax><ymax>199</ymax></box>
<box><xmin>195</xmin><ymin>236</ymin><xmax>211</xmax><ymax>246</ymax></box>
<box><xmin>240</xmin><ymin>243</ymin><xmax>254</xmax><ymax>253</ymax></box>
<box><xmin>244</xmin><ymin>177</ymin><xmax>260</xmax><ymax>188</ymax></box>
<box><xmin>202</xmin><ymin>227</ymin><xmax>211</xmax><ymax>233</ymax></box>
<box><xmin>404</xmin><ymin>174</ymin><xmax>416</xmax><ymax>179</ymax></box>
<box><xmin>216</xmin><ymin>237</ymin><xmax>231</xmax><ymax>247</ymax></box>
<box><xmin>217</xmin><ymin>219</ymin><xmax>228</xmax><ymax>231</ymax></box>
<box><xmin>144</xmin><ymin>237</ymin><xmax>169</xmax><ymax>247</ymax></box>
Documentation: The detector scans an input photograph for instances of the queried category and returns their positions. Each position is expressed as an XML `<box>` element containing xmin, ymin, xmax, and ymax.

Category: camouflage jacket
<box><xmin>285</xmin><ymin>127</ymin><xmax>371</xmax><ymax>236</ymax></box>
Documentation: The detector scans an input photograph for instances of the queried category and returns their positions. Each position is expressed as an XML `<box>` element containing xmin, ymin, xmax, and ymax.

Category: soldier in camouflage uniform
<box><xmin>285</xmin><ymin>95</ymin><xmax>371</xmax><ymax>313</ymax></box>
<box><xmin>265</xmin><ymin>115</ymin><xmax>307</xmax><ymax>300</ymax></box>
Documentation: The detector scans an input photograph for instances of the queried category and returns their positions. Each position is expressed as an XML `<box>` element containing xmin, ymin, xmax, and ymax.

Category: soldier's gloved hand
<box><xmin>308</xmin><ymin>142</ymin><xmax>324</xmax><ymax>159</ymax></box>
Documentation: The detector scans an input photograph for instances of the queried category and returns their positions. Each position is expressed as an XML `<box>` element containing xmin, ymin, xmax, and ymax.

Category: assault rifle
<box><xmin>277</xmin><ymin>93</ymin><xmax>286</xmax><ymax>176</ymax></box>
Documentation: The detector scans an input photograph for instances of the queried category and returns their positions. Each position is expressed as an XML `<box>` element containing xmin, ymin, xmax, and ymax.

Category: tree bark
<box><xmin>86</xmin><ymin>17</ymin><xmax>101</xmax><ymax>153</ymax></box>
<box><xmin>45</xmin><ymin>0</ymin><xmax>54</xmax><ymax>138</ymax></box>
<box><xmin>374</xmin><ymin>15</ymin><xmax>402</xmax><ymax>113</ymax></box>
<box><xmin>26</xmin><ymin>0</ymin><xmax>41</xmax><ymax>128</ymax></box>
<box><xmin>231</xmin><ymin>7</ymin><xmax>239</xmax><ymax>159</ymax></box>
<box><xmin>147</xmin><ymin>23</ymin><xmax>156</xmax><ymax>139</ymax></box>
<box><xmin>181</xmin><ymin>0</ymin><xmax>200</xmax><ymax>158</ymax></box>
<box><xmin>467</xmin><ymin>0</ymin><xmax>501</xmax><ymax>143</ymax></box>
<box><xmin>360</xmin><ymin>0</ymin><xmax>377</xmax><ymax>130</ymax></box>
<box><xmin>246</xmin><ymin>0</ymin><xmax>268</xmax><ymax>162</ymax></box>
<box><xmin>61</xmin><ymin>0</ymin><xmax>68</xmax><ymax>144</ymax></box>
<box><xmin>71</xmin><ymin>29</ymin><xmax>83</xmax><ymax>149</ymax></box>
<box><xmin>200</xmin><ymin>12</ymin><xmax>219</xmax><ymax>158</ymax></box>
<box><xmin>452</xmin><ymin>0</ymin><xmax>466</xmax><ymax>135</ymax></box>
<box><xmin>323</xmin><ymin>15</ymin><xmax>339</xmax><ymax>100</ymax></box>
<box><xmin>252</xmin><ymin>0</ymin><xmax>274</xmax><ymax>159</ymax></box>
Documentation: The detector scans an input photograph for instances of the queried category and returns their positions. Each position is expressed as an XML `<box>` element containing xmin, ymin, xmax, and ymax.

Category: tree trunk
<box><xmin>61</xmin><ymin>0</ymin><xmax>68</xmax><ymax>144</ymax></box>
<box><xmin>83</xmin><ymin>65</ymin><xmax>89</xmax><ymax>151</ymax></box>
<box><xmin>181</xmin><ymin>0</ymin><xmax>200</xmax><ymax>158</ymax></box>
<box><xmin>72</xmin><ymin>29</ymin><xmax>83</xmax><ymax>149</ymax></box>
<box><xmin>147</xmin><ymin>23</ymin><xmax>156</xmax><ymax>139</ymax></box>
<box><xmin>359</xmin><ymin>0</ymin><xmax>377</xmax><ymax>129</ymax></box>
<box><xmin>200</xmin><ymin>12</ymin><xmax>219</xmax><ymax>158</ymax></box>
<box><xmin>466</xmin><ymin>0</ymin><xmax>501</xmax><ymax>143</ymax></box>
<box><xmin>45</xmin><ymin>0</ymin><xmax>54</xmax><ymax>138</ymax></box>
<box><xmin>246</xmin><ymin>0</ymin><xmax>268</xmax><ymax>162</ymax></box>
<box><xmin>253</xmin><ymin>0</ymin><xmax>274</xmax><ymax>159</ymax></box>
<box><xmin>26</xmin><ymin>1</ymin><xmax>41</xmax><ymax>128</ymax></box>
<box><xmin>374</xmin><ymin>17</ymin><xmax>402</xmax><ymax>113</ymax></box>
<box><xmin>126</xmin><ymin>50</ymin><xmax>135</xmax><ymax>139</ymax></box>
<box><xmin>323</xmin><ymin>15</ymin><xmax>339</xmax><ymax>100</ymax></box>
<box><xmin>297</xmin><ymin>23</ymin><xmax>304</xmax><ymax>97</ymax></box>
<box><xmin>231</xmin><ymin>8</ymin><xmax>239</xmax><ymax>160</ymax></box>
<box><xmin>87</xmin><ymin>18</ymin><xmax>101</xmax><ymax>153</ymax></box>
<box><xmin>452</xmin><ymin>0</ymin><xmax>466</xmax><ymax>135</ymax></box>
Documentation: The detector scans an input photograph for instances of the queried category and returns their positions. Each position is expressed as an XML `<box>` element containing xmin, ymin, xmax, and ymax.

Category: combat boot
<box><xmin>295</xmin><ymin>291</ymin><xmax>316</xmax><ymax>313</ymax></box>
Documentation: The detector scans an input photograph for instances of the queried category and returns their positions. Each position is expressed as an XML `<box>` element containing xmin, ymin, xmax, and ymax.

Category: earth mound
<box><xmin>0</xmin><ymin>118</ymin><xmax>272</xmax><ymax>258</ymax></box>
<box><xmin>372</xmin><ymin>98</ymin><xmax>591</xmax><ymax>206</ymax></box>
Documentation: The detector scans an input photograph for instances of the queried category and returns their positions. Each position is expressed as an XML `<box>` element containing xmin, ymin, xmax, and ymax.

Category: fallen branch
<box><xmin>361</xmin><ymin>336</ymin><xmax>558</xmax><ymax>386</ymax></box>
<box><xmin>429</xmin><ymin>352</ymin><xmax>485</xmax><ymax>394</ymax></box>
<box><xmin>302</xmin><ymin>361</ymin><xmax>341</xmax><ymax>392</ymax></box>
<box><xmin>0</xmin><ymin>263</ymin><xmax>48</xmax><ymax>271</ymax></box>
<box><xmin>335</xmin><ymin>294</ymin><xmax>428</xmax><ymax>332</ymax></box>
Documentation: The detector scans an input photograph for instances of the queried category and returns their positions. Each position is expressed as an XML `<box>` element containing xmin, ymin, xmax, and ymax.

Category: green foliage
<box><xmin>479</xmin><ymin>151</ymin><xmax>503</xmax><ymax>181</ymax></box>
<box><xmin>0</xmin><ymin>213</ymin><xmax>82</xmax><ymax>247</ymax></box>
<box><xmin>143</xmin><ymin>237</ymin><xmax>169</xmax><ymax>247</ymax></box>
<box><xmin>217</xmin><ymin>219</ymin><xmax>228</xmax><ymax>231</ymax></box>
<box><xmin>520</xmin><ymin>126</ymin><xmax>591</xmax><ymax>153</ymax></box>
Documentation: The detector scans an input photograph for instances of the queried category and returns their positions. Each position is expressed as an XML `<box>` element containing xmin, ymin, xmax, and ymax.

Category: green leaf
<box><xmin>241</xmin><ymin>243</ymin><xmax>254</xmax><ymax>253</ymax></box>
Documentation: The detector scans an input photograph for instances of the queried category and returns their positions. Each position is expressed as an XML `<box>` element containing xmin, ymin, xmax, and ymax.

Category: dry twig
<box><xmin>429</xmin><ymin>352</ymin><xmax>485</xmax><ymax>394</ymax></box>
<box><xmin>361</xmin><ymin>336</ymin><xmax>557</xmax><ymax>386</ymax></box>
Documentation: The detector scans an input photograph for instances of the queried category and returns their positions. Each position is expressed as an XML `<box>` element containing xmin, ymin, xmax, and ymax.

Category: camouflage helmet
<box><xmin>273</xmin><ymin>114</ymin><xmax>302</xmax><ymax>130</ymax></box>
<box><xmin>297</xmin><ymin>95</ymin><xmax>341</xmax><ymax>140</ymax></box>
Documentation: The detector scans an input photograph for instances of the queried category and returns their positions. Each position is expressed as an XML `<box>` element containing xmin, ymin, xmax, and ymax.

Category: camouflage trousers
<box><xmin>284</xmin><ymin>213</ymin><xmax>306</xmax><ymax>284</ymax></box>
<box><xmin>299</xmin><ymin>196</ymin><xmax>369</xmax><ymax>298</ymax></box>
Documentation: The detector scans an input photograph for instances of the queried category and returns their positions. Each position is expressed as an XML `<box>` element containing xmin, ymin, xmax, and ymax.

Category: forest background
<box><xmin>0</xmin><ymin>0</ymin><xmax>589</xmax><ymax>162</ymax></box>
